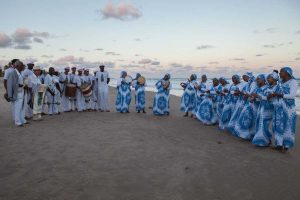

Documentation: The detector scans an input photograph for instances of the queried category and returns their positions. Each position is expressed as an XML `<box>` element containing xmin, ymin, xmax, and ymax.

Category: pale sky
<box><xmin>0</xmin><ymin>0</ymin><xmax>300</xmax><ymax>78</ymax></box>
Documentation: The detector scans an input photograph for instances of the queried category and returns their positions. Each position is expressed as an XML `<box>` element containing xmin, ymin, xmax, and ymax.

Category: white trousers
<box><xmin>98</xmin><ymin>86</ymin><xmax>109</xmax><ymax>111</ymax></box>
<box><xmin>61</xmin><ymin>94</ymin><xmax>71</xmax><ymax>112</ymax></box>
<box><xmin>13</xmin><ymin>96</ymin><xmax>26</xmax><ymax>126</ymax></box>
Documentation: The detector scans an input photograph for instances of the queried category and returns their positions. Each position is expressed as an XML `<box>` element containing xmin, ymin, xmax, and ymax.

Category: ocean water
<box><xmin>110</xmin><ymin>78</ymin><xmax>300</xmax><ymax>114</ymax></box>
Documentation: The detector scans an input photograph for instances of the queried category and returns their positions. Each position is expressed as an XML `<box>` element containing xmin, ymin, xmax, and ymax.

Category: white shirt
<box><xmin>4</xmin><ymin>67</ymin><xmax>14</xmax><ymax>80</ymax></box>
<box><xmin>28</xmin><ymin>74</ymin><xmax>41</xmax><ymax>93</ymax></box>
<box><xmin>15</xmin><ymin>69</ymin><xmax>24</xmax><ymax>97</ymax></box>
<box><xmin>96</xmin><ymin>71</ymin><xmax>110</xmax><ymax>86</ymax></box>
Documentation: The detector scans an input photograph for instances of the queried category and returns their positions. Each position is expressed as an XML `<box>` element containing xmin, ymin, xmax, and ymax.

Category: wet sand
<box><xmin>1</xmin><ymin>78</ymin><xmax>300</xmax><ymax>200</ymax></box>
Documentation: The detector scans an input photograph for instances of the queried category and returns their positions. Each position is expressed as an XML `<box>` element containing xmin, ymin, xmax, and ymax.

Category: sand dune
<box><xmin>1</xmin><ymin>78</ymin><xmax>300</xmax><ymax>200</ymax></box>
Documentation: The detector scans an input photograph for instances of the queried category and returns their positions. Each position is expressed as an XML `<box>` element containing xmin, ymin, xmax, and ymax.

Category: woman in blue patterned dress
<box><xmin>252</xmin><ymin>74</ymin><xmax>273</xmax><ymax>147</ymax></box>
<box><xmin>227</xmin><ymin>73</ymin><xmax>253</xmax><ymax>135</ymax></box>
<box><xmin>219</xmin><ymin>75</ymin><xmax>242</xmax><ymax>130</ymax></box>
<box><xmin>115</xmin><ymin>71</ymin><xmax>131</xmax><ymax>113</ymax></box>
<box><xmin>132</xmin><ymin>73</ymin><xmax>146</xmax><ymax>113</ymax></box>
<box><xmin>153</xmin><ymin>73</ymin><xmax>172</xmax><ymax>116</ymax></box>
<box><xmin>269</xmin><ymin>67</ymin><xmax>298</xmax><ymax>152</ymax></box>
<box><xmin>234</xmin><ymin>73</ymin><xmax>258</xmax><ymax>140</ymax></box>
<box><xmin>196</xmin><ymin>78</ymin><xmax>219</xmax><ymax>125</ymax></box>
<box><xmin>193</xmin><ymin>75</ymin><xmax>210</xmax><ymax>117</ymax></box>
<box><xmin>180</xmin><ymin>74</ymin><xmax>197</xmax><ymax>117</ymax></box>
<box><xmin>216</xmin><ymin>78</ymin><xmax>229</xmax><ymax>121</ymax></box>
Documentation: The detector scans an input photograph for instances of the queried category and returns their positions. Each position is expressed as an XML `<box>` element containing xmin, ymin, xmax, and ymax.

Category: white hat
<box><xmin>33</xmin><ymin>66</ymin><xmax>41</xmax><ymax>70</ymax></box>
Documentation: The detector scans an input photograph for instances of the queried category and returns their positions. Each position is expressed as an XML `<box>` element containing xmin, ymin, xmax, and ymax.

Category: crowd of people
<box><xmin>179</xmin><ymin>68</ymin><xmax>298</xmax><ymax>152</ymax></box>
<box><xmin>2</xmin><ymin>59</ymin><xmax>298</xmax><ymax>152</ymax></box>
<box><xmin>2</xmin><ymin>59</ymin><xmax>167</xmax><ymax>121</ymax></box>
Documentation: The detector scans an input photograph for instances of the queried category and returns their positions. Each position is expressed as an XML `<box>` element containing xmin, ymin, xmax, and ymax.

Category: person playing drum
<box><xmin>131</xmin><ymin>73</ymin><xmax>146</xmax><ymax>113</ymax></box>
<box><xmin>59</xmin><ymin>67</ymin><xmax>71</xmax><ymax>112</ymax></box>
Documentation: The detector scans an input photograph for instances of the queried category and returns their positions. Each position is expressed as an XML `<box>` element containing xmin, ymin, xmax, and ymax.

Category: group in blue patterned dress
<box><xmin>153</xmin><ymin>73</ymin><xmax>171</xmax><ymax>116</ymax></box>
<box><xmin>115</xmin><ymin>71</ymin><xmax>131</xmax><ymax>113</ymax></box>
<box><xmin>132</xmin><ymin>73</ymin><xmax>146</xmax><ymax>113</ymax></box>
<box><xmin>196</xmin><ymin>78</ymin><xmax>219</xmax><ymax>125</ymax></box>
<box><xmin>252</xmin><ymin>74</ymin><xmax>273</xmax><ymax>147</ymax></box>
<box><xmin>269</xmin><ymin>67</ymin><xmax>298</xmax><ymax>152</ymax></box>
<box><xmin>180</xmin><ymin>74</ymin><xmax>197</xmax><ymax>117</ymax></box>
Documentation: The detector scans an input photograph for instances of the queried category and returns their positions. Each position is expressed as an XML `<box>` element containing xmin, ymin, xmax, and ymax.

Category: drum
<box><xmin>80</xmin><ymin>83</ymin><xmax>92</xmax><ymax>97</ymax></box>
<box><xmin>125</xmin><ymin>75</ymin><xmax>133</xmax><ymax>84</ymax></box>
<box><xmin>137</xmin><ymin>76</ymin><xmax>145</xmax><ymax>85</ymax></box>
<box><xmin>65</xmin><ymin>83</ymin><xmax>77</xmax><ymax>97</ymax></box>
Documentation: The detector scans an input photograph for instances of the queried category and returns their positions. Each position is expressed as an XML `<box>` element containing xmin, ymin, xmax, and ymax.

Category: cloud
<box><xmin>151</xmin><ymin>61</ymin><xmax>160</xmax><ymax>65</ymax></box>
<box><xmin>134</xmin><ymin>38</ymin><xmax>141</xmax><ymax>42</ymax></box>
<box><xmin>106</xmin><ymin>51</ymin><xmax>120</xmax><ymax>56</ymax></box>
<box><xmin>98</xmin><ymin>1</ymin><xmax>142</xmax><ymax>21</ymax></box>
<box><xmin>59</xmin><ymin>48</ymin><xmax>67</xmax><ymax>51</ymax></box>
<box><xmin>0</xmin><ymin>28</ymin><xmax>58</xmax><ymax>49</ymax></box>
<box><xmin>266</xmin><ymin>27</ymin><xmax>279</xmax><ymax>33</ymax></box>
<box><xmin>295</xmin><ymin>57</ymin><xmax>300</xmax><ymax>60</ymax></box>
<box><xmin>209</xmin><ymin>61</ymin><xmax>219</xmax><ymax>64</ymax></box>
<box><xmin>33</xmin><ymin>37</ymin><xmax>43</xmax><ymax>43</ymax></box>
<box><xmin>196</xmin><ymin>45</ymin><xmax>215</xmax><ymax>50</ymax></box>
<box><xmin>95</xmin><ymin>48</ymin><xmax>104</xmax><ymax>51</ymax></box>
<box><xmin>138</xmin><ymin>58</ymin><xmax>152</xmax><ymax>64</ymax></box>
<box><xmin>41</xmin><ymin>55</ymin><xmax>54</xmax><ymax>58</ymax></box>
<box><xmin>80</xmin><ymin>48</ymin><xmax>90</xmax><ymax>52</ymax></box>
<box><xmin>255</xmin><ymin>54</ymin><xmax>264</xmax><ymax>57</ymax></box>
<box><xmin>232</xmin><ymin>58</ymin><xmax>245</xmax><ymax>61</ymax></box>
<box><xmin>263</xmin><ymin>45</ymin><xmax>276</xmax><ymax>48</ymax></box>
<box><xmin>15</xmin><ymin>44</ymin><xmax>31</xmax><ymax>49</ymax></box>
<box><xmin>0</xmin><ymin>32</ymin><xmax>12</xmax><ymax>48</ymax></box>
<box><xmin>295</xmin><ymin>30</ymin><xmax>300</xmax><ymax>34</ymax></box>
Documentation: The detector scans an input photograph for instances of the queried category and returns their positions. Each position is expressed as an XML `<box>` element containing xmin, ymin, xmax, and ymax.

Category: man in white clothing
<box><xmin>6</xmin><ymin>61</ymin><xmax>27</xmax><ymax>126</ymax></box>
<box><xmin>22</xmin><ymin>61</ymin><xmax>34</xmax><ymax>119</ymax></box>
<box><xmin>59</xmin><ymin>67</ymin><xmax>71</xmax><ymax>112</ymax></box>
<box><xmin>96</xmin><ymin>65</ymin><xmax>110</xmax><ymax>112</ymax></box>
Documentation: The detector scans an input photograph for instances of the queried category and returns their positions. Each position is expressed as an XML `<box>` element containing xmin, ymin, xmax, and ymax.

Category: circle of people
<box><xmin>4</xmin><ymin>59</ymin><xmax>298</xmax><ymax>152</ymax></box>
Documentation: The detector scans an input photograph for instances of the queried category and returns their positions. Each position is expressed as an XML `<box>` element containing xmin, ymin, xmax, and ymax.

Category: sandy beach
<box><xmin>1</xmin><ymin>78</ymin><xmax>300</xmax><ymax>200</ymax></box>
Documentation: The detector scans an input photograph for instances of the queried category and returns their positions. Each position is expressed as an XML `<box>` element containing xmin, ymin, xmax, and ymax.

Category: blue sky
<box><xmin>0</xmin><ymin>0</ymin><xmax>299</xmax><ymax>78</ymax></box>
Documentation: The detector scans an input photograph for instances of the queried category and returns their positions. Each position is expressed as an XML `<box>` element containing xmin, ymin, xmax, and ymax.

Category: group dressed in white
<box><xmin>3</xmin><ymin>59</ymin><xmax>298</xmax><ymax>152</ymax></box>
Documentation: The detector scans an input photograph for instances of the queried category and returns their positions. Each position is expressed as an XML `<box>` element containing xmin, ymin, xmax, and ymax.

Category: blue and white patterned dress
<box><xmin>196</xmin><ymin>84</ymin><xmax>218</xmax><ymax>125</ymax></box>
<box><xmin>227</xmin><ymin>82</ymin><xmax>245</xmax><ymax>134</ymax></box>
<box><xmin>115</xmin><ymin>78</ymin><xmax>131</xmax><ymax>113</ymax></box>
<box><xmin>153</xmin><ymin>80</ymin><xmax>171</xmax><ymax>116</ymax></box>
<box><xmin>216</xmin><ymin>84</ymin><xmax>229</xmax><ymax>122</ymax></box>
<box><xmin>234</xmin><ymin>83</ymin><xmax>258</xmax><ymax>140</ymax></box>
<box><xmin>194</xmin><ymin>81</ymin><xmax>209</xmax><ymax>115</ymax></box>
<box><xmin>219</xmin><ymin>84</ymin><xmax>241</xmax><ymax>130</ymax></box>
<box><xmin>272</xmin><ymin>79</ymin><xmax>298</xmax><ymax>149</ymax></box>
<box><xmin>252</xmin><ymin>85</ymin><xmax>273</xmax><ymax>146</ymax></box>
<box><xmin>132</xmin><ymin>80</ymin><xmax>146</xmax><ymax>112</ymax></box>
<box><xmin>180</xmin><ymin>80</ymin><xmax>196</xmax><ymax>113</ymax></box>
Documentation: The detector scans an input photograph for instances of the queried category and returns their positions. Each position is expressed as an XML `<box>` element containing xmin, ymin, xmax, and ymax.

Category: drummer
<box><xmin>76</xmin><ymin>69</ymin><xmax>85</xmax><ymax>112</ymax></box>
<box><xmin>132</xmin><ymin>73</ymin><xmax>146</xmax><ymax>113</ymax></box>
<box><xmin>59</xmin><ymin>67</ymin><xmax>71</xmax><ymax>112</ymax></box>
<box><xmin>69</xmin><ymin>67</ymin><xmax>77</xmax><ymax>111</ymax></box>
<box><xmin>44</xmin><ymin>67</ymin><xmax>62</xmax><ymax>115</ymax></box>
<box><xmin>115</xmin><ymin>71</ymin><xmax>131</xmax><ymax>113</ymax></box>
<box><xmin>83</xmin><ymin>69</ymin><xmax>93</xmax><ymax>111</ymax></box>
